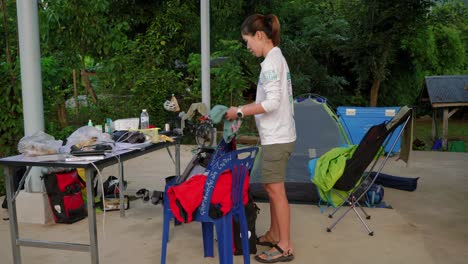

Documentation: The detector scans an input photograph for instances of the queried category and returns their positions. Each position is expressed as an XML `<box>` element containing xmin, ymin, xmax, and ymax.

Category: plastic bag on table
<box><xmin>112</xmin><ymin>130</ymin><xmax>146</xmax><ymax>144</ymax></box>
<box><xmin>61</xmin><ymin>126</ymin><xmax>113</xmax><ymax>153</ymax></box>
<box><xmin>17</xmin><ymin>131</ymin><xmax>63</xmax><ymax>156</ymax></box>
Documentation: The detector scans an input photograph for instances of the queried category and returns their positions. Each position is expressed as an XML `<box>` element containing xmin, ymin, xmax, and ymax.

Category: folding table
<box><xmin>0</xmin><ymin>138</ymin><xmax>181</xmax><ymax>264</ymax></box>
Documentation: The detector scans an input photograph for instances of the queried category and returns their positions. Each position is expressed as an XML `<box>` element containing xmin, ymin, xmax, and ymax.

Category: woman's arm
<box><xmin>225</xmin><ymin>102</ymin><xmax>266</xmax><ymax>120</ymax></box>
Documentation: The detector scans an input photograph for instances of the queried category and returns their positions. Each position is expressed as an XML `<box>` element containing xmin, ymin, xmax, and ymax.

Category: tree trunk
<box><xmin>369</xmin><ymin>78</ymin><xmax>381</xmax><ymax>107</ymax></box>
<box><xmin>73</xmin><ymin>69</ymin><xmax>79</xmax><ymax>113</ymax></box>
<box><xmin>57</xmin><ymin>103</ymin><xmax>67</xmax><ymax>128</ymax></box>
<box><xmin>80</xmin><ymin>70</ymin><xmax>98</xmax><ymax>103</ymax></box>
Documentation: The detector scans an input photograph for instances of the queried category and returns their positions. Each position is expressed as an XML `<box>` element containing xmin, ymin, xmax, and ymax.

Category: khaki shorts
<box><xmin>261</xmin><ymin>141</ymin><xmax>295</xmax><ymax>183</ymax></box>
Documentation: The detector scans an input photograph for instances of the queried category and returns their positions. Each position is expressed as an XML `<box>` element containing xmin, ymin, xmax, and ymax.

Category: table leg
<box><xmin>85</xmin><ymin>168</ymin><xmax>99</xmax><ymax>264</ymax></box>
<box><xmin>175</xmin><ymin>142</ymin><xmax>180</xmax><ymax>177</ymax></box>
<box><xmin>118</xmin><ymin>161</ymin><xmax>125</xmax><ymax>217</ymax></box>
<box><xmin>5</xmin><ymin>166</ymin><xmax>21</xmax><ymax>264</ymax></box>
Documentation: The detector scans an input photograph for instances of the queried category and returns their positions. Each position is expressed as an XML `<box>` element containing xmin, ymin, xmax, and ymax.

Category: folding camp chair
<box><xmin>318</xmin><ymin>106</ymin><xmax>413</xmax><ymax>235</ymax></box>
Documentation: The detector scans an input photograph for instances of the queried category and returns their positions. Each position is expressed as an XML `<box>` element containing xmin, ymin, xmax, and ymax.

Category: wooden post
<box><xmin>431</xmin><ymin>109</ymin><xmax>437</xmax><ymax>141</ymax></box>
<box><xmin>80</xmin><ymin>70</ymin><xmax>98</xmax><ymax>103</ymax></box>
<box><xmin>73</xmin><ymin>69</ymin><xmax>79</xmax><ymax>113</ymax></box>
<box><xmin>442</xmin><ymin>108</ymin><xmax>448</xmax><ymax>149</ymax></box>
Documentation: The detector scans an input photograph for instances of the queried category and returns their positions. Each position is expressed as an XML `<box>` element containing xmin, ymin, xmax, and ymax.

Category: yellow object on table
<box><xmin>131</xmin><ymin>128</ymin><xmax>160</xmax><ymax>143</ymax></box>
<box><xmin>159</xmin><ymin>135</ymin><xmax>175</xmax><ymax>142</ymax></box>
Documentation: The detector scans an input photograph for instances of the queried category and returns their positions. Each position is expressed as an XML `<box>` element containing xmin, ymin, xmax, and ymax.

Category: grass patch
<box><xmin>413</xmin><ymin>118</ymin><xmax>468</xmax><ymax>151</ymax></box>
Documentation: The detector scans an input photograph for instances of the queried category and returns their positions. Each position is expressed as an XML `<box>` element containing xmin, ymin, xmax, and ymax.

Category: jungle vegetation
<box><xmin>1</xmin><ymin>0</ymin><xmax>467</xmax><ymax>158</ymax></box>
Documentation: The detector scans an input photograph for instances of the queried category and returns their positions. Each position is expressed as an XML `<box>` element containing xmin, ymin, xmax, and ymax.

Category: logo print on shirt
<box><xmin>263</xmin><ymin>70</ymin><xmax>278</xmax><ymax>82</ymax></box>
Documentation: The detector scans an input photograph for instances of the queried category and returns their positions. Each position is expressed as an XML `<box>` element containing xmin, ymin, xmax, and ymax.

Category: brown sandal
<box><xmin>256</xmin><ymin>231</ymin><xmax>278</xmax><ymax>247</ymax></box>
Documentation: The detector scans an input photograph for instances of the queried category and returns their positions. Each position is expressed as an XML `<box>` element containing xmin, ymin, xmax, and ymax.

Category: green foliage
<box><xmin>0</xmin><ymin>0</ymin><xmax>22</xmax><ymax>157</ymax></box>
<box><xmin>338</xmin><ymin>0</ymin><xmax>432</xmax><ymax>105</ymax></box>
<box><xmin>1</xmin><ymin>0</ymin><xmax>468</xmax><ymax>157</ymax></box>
<box><xmin>46</xmin><ymin>122</ymin><xmax>77</xmax><ymax>142</ymax></box>
<box><xmin>0</xmin><ymin>81</ymin><xmax>23</xmax><ymax>157</ymax></box>
<box><xmin>95</xmin><ymin>0</ymin><xmax>199</xmax><ymax>126</ymax></box>
<box><xmin>40</xmin><ymin>0</ymin><xmax>128</xmax><ymax>63</ymax></box>
<box><xmin>210</xmin><ymin>0</ymin><xmax>245</xmax><ymax>47</ymax></box>
<box><xmin>211</xmin><ymin>41</ymin><xmax>253</xmax><ymax>107</ymax></box>
<box><xmin>432</xmin><ymin>25</ymin><xmax>466</xmax><ymax>74</ymax></box>
<box><xmin>41</xmin><ymin>56</ymin><xmax>74</xmax><ymax>121</ymax></box>
<box><xmin>276</xmin><ymin>0</ymin><xmax>350</xmax><ymax>101</ymax></box>
<box><xmin>397</xmin><ymin>0</ymin><xmax>468</xmax><ymax>109</ymax></box>
<box><xmin>401</xmin><ymin>27</ymin><xmax>438</xmax><ymax>74</ymax></box>
<box><xmin>130</xmin><ymin>69</ymin><xmax>185</xmax><ymax>127</ymax></box>
<box><xmin>403</xmin><ymin>5</ymin><xmax>467</xmax><ymax>76</ymax></box>
<box><xmin>380</xmin><ymin>55</ymin><xmax>425</xmax><ymax>106</ymax></box>
<box><xmin>187</xmin><ymin>40</ymin><xmax>257</xmax><ymax>107</ymax></box>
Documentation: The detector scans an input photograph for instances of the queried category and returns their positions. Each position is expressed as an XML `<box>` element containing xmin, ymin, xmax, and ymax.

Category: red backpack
<box><xmin>43</xmin><ymin>169</ymin><xmax>87</xmax><ymax>224</ymax></box>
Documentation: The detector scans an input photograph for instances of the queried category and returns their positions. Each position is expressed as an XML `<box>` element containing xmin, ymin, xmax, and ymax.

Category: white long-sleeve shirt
<box><xmin>255</xmin><ymin>47</ymin><xmax>296</xmax><ymax>145</ymax></box>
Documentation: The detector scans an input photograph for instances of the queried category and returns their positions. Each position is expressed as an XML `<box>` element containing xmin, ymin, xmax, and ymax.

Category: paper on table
<box><xmin>65</xmin><ymin>156</ymin><xmax>105</xmax><ymax>162</ymax></box>
<box><xmin>33</xmin><ymin>154</ymin><xmax>72</xmax><ymax>162</ymax></box>
<box><xmin>114</xmin><ymin>141</ymin><xmax>153</xmax><ymax>151</ymax></box>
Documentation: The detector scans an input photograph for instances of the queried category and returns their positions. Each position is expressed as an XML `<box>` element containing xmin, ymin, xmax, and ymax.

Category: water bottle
<box><xmin>140</xmin><ymin>109</ymin><xmax>149</xmax><ymax>129</ymax></box>
<box><xmin>105</xmin><ymin>118</ymin><xmax>113</xmax><ymax>134</ymax></box>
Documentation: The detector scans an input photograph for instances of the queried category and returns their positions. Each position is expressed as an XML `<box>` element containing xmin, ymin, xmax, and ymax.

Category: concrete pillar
<box><xmin>17</xmin><ymin>0</ymin><xmax>45</xmax><ymax>192</ymax></box>
<box><xmin>201</xmin><ymin>0</ymin><xmax>210</xmax><ymax>111</ymax></box>
<box><xmin>17</xmin><ymin>0</ymin><xmax>44</xmax><ymax>135</ymax></box>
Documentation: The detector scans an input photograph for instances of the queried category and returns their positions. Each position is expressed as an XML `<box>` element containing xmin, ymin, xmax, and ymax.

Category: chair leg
<box><xmin>327</xmin><ymin>200</ymin><xmax>374</xmax><ymax>236</ymax></box>
<box><xmin>355</xmin><ymin>200</ymin><xmax>371</xmax><ymax>219</ymax></box>
<box><xmin>202</xmin><ymin>222</ymin><xmax>214</xmax><ymax>257</ymax></box>
<box><xmin>238</xmin><ymin>211</ymin><xmax>251</xmax><ymax>264</ymax></box>
<box><xmin>161</xmin><ymin>211</ymin><xmax>172</xmax><ymax>264</ymax></box>
<box><xmin>328</xmin><ymin>191</ymin><xmax>350</xmax><ymax>218</ymax></box>
<box><xmin>326</xmin><ymin>205</ymin><xmax>353</xmax><ymax>232</ymax></box>
<box><xmin>214</xmin><ymin>217</ymin><xmax>234</xmax><ymax>264</ymax></box>
<box><xmin>328</xmin><ymin>203</ymin><xmax>344</xmax><ymax>218</ymax></box>
<box><xmin>352</xmin><ymin>206</ymin><xmax>374</xmax><ymax>236</ymax></box>
<box><xmin>222</xmin><ymin>217</ymin><xmax>234</xmax><ymax>264</ymax></box>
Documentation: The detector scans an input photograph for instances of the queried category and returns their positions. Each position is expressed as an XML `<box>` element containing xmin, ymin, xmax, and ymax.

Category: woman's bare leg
<box><xmin>260</xmin><ymin>182</ymin><xmax>293</xmax><ymax>256</ymax></box>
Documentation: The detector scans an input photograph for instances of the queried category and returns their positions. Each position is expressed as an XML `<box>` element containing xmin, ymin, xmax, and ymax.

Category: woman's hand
<box><xmin>225</xmin><ymin>106</ymin><xmax>238</xmax><ymax>121</ymax></box>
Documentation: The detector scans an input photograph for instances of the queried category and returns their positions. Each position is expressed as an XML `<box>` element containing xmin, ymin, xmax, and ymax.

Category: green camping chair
<box><xmin>311</xmin><ymin>106</ymin><xmax>413</xmax><ymax>235</ymax></box>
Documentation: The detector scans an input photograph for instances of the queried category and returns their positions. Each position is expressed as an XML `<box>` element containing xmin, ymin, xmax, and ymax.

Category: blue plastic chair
<box><xmin>161</xmin><ymin>147</ymin><xmax>258</xmax><ymax>264</ymax></box>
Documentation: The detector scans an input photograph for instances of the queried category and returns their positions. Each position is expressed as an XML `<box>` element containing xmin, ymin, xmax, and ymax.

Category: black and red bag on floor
<box><xmin>43</xmin><ymin>169</ymin><xmax>87</xmax><ymax>224</ymax></box>
<box><xmin>233</xmin><ymin>192</ymin><xmax>259</xmax><ymax>255</ymax></box>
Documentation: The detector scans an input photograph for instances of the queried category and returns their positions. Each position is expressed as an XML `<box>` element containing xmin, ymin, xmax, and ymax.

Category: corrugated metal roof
<box><xmin>425</xmin><ymin>75</ymin><xmax>468</xmax><ymax>106</ymax></box>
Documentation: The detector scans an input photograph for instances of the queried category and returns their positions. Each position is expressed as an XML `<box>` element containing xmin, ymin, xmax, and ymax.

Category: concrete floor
<box><xmin>1</xmin><ymin>146</ymin><xmax>467</xmax><ymax>264</ymax></box>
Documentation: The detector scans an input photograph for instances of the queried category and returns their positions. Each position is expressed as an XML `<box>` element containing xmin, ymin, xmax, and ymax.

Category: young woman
<box><xmin>225</xmin><ymin>13</ymin><xmax>296</xmax><ymax>263</ymax></box>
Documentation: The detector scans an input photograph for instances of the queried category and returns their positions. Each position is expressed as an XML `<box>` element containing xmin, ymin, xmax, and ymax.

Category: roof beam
<box><xmin>448</xmin><ymin>108</ymin><xmax>460</xmax><ymax>119</ymax></box>
<box><xmin>432</xmin><ymin>102</ymin><xmax>468</xmax><ymax>108</ymax></box>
